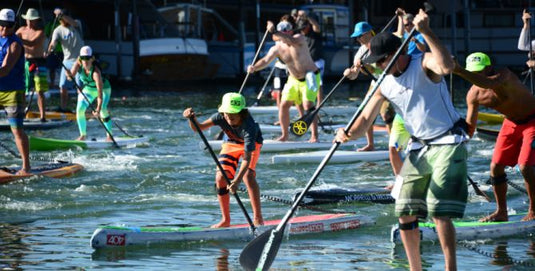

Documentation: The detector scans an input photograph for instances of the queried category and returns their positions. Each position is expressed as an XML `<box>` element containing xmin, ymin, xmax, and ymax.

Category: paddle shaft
<box><xmin>59</xmin><ymin>62</ymin><xmax>120</xmax><ymax>149</ymax></box>
<box><xmin>239</xmin><ymin>29</ymin><xmax>270</xmax><ymax>94</ymax></box>
<box><xmin>254</xmin><ymin>22</ymin><xmax>421</xmax><ymax>271</ymax></box>
<box><xmin>189</xmin><ymin>116</ymin><xmax>256</xmax><ymax>233</ymax></box>
<box><xmin>253</xmin><ymin>65</ymin><xmax>276</xmax><ymax>106</ymax></box>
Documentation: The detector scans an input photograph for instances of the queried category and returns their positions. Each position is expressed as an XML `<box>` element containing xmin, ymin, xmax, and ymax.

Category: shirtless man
<box><xmin>454</xmin><ymin>52</ymin><xmax>535</xmax><ymax>222</ymax></box>
<box><xmin>16</xmin><ymin>8</ymin><xmax>48</xmax><ymax>121</ymax></box>
<box><xmin>248</xmin><ymin>15</ymin><xmax>320</xmax><ymax>142</ymax></box>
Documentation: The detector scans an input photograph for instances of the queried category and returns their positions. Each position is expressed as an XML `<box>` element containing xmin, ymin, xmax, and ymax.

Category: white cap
<box><xmin>80</xmin><ymin>46</ymin><xmax>92</xmax><ymax>57</ymax></box>
<box><xmin>0</xmin><ymin>9</ymin><xmax>15</xmax><ymax>26</ymax></box>
<box><xmin>276</xmin><ymin>21</ymin><xmax>292</xmax><ymax>32</ymax></box>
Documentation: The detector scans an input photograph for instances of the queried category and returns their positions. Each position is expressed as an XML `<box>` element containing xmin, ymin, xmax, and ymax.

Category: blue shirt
<box><xmin>403</xmin><ymin>31</ymin><xmax>426</xmax><ymax>56</ymax></box>
<box><xmin>0</xmin><ymin>34</ymin><xmax>25</xmax><ymax>91</ymax></box>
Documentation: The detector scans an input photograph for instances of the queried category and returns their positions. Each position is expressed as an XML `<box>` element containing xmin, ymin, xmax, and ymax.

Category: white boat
<box><xmin>390</xmin><ymin>213</ymin><xmax>535</xmax><ymax>244</ymax></box>
<box><xmin>90</xmin><ymin>213</ymin><xmax>372</xmax><ymax>248</ymax></box>
<box><xmin>272</xmin><ymin>150</ymin><xmax>390</xmax><ymax>164</ymax></box>
<box><xmin>200</xmin><ymin>138</ymin><xmax>368</xmax><ymax>152</ymax></box>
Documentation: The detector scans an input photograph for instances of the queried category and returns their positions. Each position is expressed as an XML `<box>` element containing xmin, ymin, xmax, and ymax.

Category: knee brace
<box><xmin>101</xmin><ymin>116</ymin><xmax>111</xmax><ymax>122</ymax></box>
<box><xmin>488</xmin><ymin>174</ymin><xmax>508</xmax><ymax>185</ymax></box>
<box><xmin>215</xmin><ymin>185</ymin><xmax>229</xmax><ymax>195</ymax></box>
<box><xmin>399</xmin><ymin>219</ymin><xmax>419</xmax><ymax>231</ymax></box>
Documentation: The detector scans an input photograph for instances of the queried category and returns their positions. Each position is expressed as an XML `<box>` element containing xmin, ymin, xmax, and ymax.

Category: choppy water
<box><xmin>1</xmin><ymin>80</ymin><xmax>534</xmax><ymax>270</ymax></box>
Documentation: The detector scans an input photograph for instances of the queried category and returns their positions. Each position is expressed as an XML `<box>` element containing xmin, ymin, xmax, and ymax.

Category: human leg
<box><xmin>303</xmin><ymin>101</ymin><xmax>318</xmax><ymax>142</ymax></box>
<box><xmin>277</xmin><ymin>100</ymin><xmax>292</xmax><ymax>141</ymax></box>
<box><xmin>100</xmin><ymin>86</ymin><xmax>113</xmax><ymax>140</ymax></box>
<box><xmin>398</xmin><ymin>216</ymin><xmax>422</xmax><ymax>270</ymax></box>
<box><xmin>3</xmin><ymin>91</ymin><xmax>30</xmax><ymax>173</ymax></box>
<box><xmin>433</xmin><ymin>216</ymin><xmax>457</xmax><ymax>271</ymax></box>
<box><xmin>479</xmin><ymin>163</ymin><xmax>509</xmax><ymax>222</ymax></box>
<box><xmin>212</xmin><ymin>170</ymin><xmax>231</xmax><ymax>228</ymax></box>
<box><xmin>75</xmin><ymin>89</ymin><xmax>95</xmax><ymax>140</ymax></box>
<box><xmin>518</xmin><ymin>164</ymin><xmax>535</xmax><ymax>221</ymax></box>
<box><xmin>243</xmin><ymin>169</ymin><xmax>263</xmax><ymax>226</ymax></box>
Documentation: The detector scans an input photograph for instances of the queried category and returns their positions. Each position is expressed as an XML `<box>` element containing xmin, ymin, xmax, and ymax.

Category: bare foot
<box><xmin>521</xmin><ymin>212</ymin><xmax>535</xmax><ymax>221</ymax></box>
<box><xmin>275</xmin><ymin>135</ymin><xmax>288</xmax><ymax>142</ymax></box>
<box><xmin>16</xmin><ymin>168</ymin><xmax>31</xmax><ymax>175</ymax></box>
<box><xmin>210</xmin><ymin>220</ymin><xmax>230</xmax><ymax>228</ymax></box>
<box><xmin>479</xmin><ymin>211</ymin><xmax>508</xmax><ymax>222</ymax></box>
<box><xmin>106</xmin><ymin>137</ymin><xmax>113</xmax><ymax>142</ymax></box>
<box><xmin>357</xmin><ymin>144</ymin><xmax>374</xmax><ymax>152</ymax></box>
<box><xmin>76</xmin><ymin>136</ymin><xmax>86</xmax><ymax>141</ymax></box>
<box><xmin>308</xmin><ymin>137</ymin><xmax>318</xmax><ymax>143</ymax></box>
<box><xmin>254</xmin><ymin>218</ymin><xmax>264</xmax><ymax>226</ymax></box>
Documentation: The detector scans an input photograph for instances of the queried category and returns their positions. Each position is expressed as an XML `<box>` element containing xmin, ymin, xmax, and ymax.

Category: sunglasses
<box><xmin>80</xmin><ymin>56</ymin><xmax>92</xmax><ymax>61</ymax></box>
<box><xmin>404</xmin><ymin>23</ymin><xmax>413</xmax><ymax>27</ymax></box>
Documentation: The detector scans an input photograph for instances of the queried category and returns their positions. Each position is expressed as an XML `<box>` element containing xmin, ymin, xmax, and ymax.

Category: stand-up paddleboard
<box><xmin>272</xmin><ymin>150</ymin><xmax>389</xmax><ymax>164</ymax></box>
<box><xmin>29</xmin><ymin>136</ymin><xmax>149</xmax><ymax>151</ymax></box>
<box><xmin>25</xmin><ymin>111</ymin><xmax>94</xmax><ymax>121</ymax></box>
<box><xmin>295</xmin><ymin>187</ymin><xmax>394</xmax><ymax>205</ymax></box>
<box><xmin>478</xmin><ymin>112</ymin><xmax>504</xmax><ymax>124</ymax></box>
<box><xmin>201</xmin><ymin>138</ymin><xmax>368</xmax><ymax>152</ymax></box>
<box><xmin>390</xmin><ymin>213</ymin><xmax>535</xmax><ymax>244</ymax></box>
<box><xmin>258</xmin><ymin>123</ymin><xmax>388</xmax><ymax>135</ymax></box>
<box><xmin>0</xmin><ymin>161</ymin><xmax>84</xmax><ymax>184</ymax></box>
<box><xmin>476</xmin><ymin>126</ymin><xmax>499</xmax><ymax>141</ymax></box>
<box><xmin>0</xmin><ymin>119</ymin><xmax>72</xmax><ymax>131</ymax></box>
<box><xmin>90</xmin><ymin>213</ymin><xmax>372</xmax><ymax>249</ymax></box>
<box><xmin>248</xmin><ymin>105</ymin><xmax>357</xmax><ymax>115</ymax></box>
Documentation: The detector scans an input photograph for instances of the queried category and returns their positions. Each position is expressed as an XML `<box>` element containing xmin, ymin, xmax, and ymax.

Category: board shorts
<box><xmin>389</xmin><ymin>114</ymin><xmax>410</xmax><ymax>150</ymax></box>
<box><xmin>314</xmin><ymin>59</ymin><xmax>325</xmax><ymax>86</ymax></box>
<box><xmin>395</xmin><ymin>143</ymin><xmax>468</xmax><ymax>219</ymax></box>
<box><xmin>0</xmin><ymin>90</ymin><xmax>26</xmax><ymax>128</ymax></box>
<box><xmin>25</xmin><ymin>58</ymin><xmax>49</xmax><ymax>93</ymax></box>
<box><xmin>60</xmin><ymin>59</ymin><xmax>82</xmax><ymax>90</ymax></box>
<box><xmin>492</xmin><ymin>116</ymin><xmax>535</xmax><ymax>166</ymax></box>
<box><xmin>281</xmin><ymin>72</ymin><xmax>320</xmax><ymax>106</ymax></box>
<box><xmin>218</xmin><ymin>142</ymin><xmax>262</xmax><ymax>179</ymax></box>
<box><xmin>380</xmin><ymin>101</ymin><xmax>396</xmax><ymax>125</ymax></box>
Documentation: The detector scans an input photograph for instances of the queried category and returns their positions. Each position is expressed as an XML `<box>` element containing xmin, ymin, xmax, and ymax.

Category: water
<box><xmin>1</xmin><ymin>80</ymin><xmax>534</xmax><ymax>270</ymax></box>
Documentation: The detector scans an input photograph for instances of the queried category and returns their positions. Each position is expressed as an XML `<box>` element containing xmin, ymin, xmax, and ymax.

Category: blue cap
<box><xmin>350</xmin><ymin>22</ymin><xmax>372</xmax><ymax>38</ymax></box>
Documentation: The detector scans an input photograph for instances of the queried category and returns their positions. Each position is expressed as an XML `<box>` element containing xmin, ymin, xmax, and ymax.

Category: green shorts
<box><xmin>388</xmin><ymin>114</ymin><xmax>410</xmax><ymax>150</ymax></box>
<box><xmin>395</xmin><ymin>143</ymin><xmax>468</xmax><ymax>219</ymax></box>
<box><xmin>281</xmin><ymin>73</ymin><xmax>320</xmax><ymax>105</ymax></box>
<box><xmin>0</xmin><ymin>90</ymin><xmax>25</xmax><ymax>128</ymax></box>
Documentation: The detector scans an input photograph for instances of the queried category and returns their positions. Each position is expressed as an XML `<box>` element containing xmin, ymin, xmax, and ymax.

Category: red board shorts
<box><xmin>218</xmin><ymin>142</ymin><xmax>262</xmax><ymax>178</ymax></box>
<box><xmin>492</xmin><ymin>117</ymin><xmax>535</xmax><ymax>166</ymax></box>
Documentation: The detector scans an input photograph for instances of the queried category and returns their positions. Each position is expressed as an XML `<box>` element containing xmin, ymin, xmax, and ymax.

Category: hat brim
<box><xmin>362</xmin><ymin>52</ymin><xmax>388</xmax><ymax>64</ymax></box>
<box><xmin>465</xmin><ymin>64</ymin><xmax>486</xmax><ymax>72</ymax></box>
<box><xmin>218</xmin><ymin>105</ymin><xmax>243</xmax><ymax>114</ymax></box>
<box><xmin>22</xmin><ymin>15</ymin><xmax>40</xmax><ymax>20</ymax></box>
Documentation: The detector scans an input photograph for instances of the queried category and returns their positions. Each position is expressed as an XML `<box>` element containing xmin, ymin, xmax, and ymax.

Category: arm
<box><xmin>518</xmin><ymin>9</ymin><xmax>532</xmax><ymax>51</ymax></box>
<box><xmin>47</xmin><ymin>29</ymin><xmax>58</xmax><ymax>53</ymax></box>
<box><xmin>68</xmin><ymin>60</ymin><xmax>81</xmax><ymax>81</ymax></box>
<box><xmin>307</xmin><ymin>15</ymin><xmax>321</xmax><ymax>33</ymax></box>
<box><xmin>0</xmin><ymin>41</ymin><xmax>22</xmax><ymax>77</ymax></box>
<box><xmin>465</xmin><ymin>88</ymin><xmax>479</xmax><ymax>137</ymax></box>
<box><xmin>60</xmin><ymin>14</ymin><xmax>80</xmax><ymax>28</ymax></box>
<box><xmin>416</xmin><ymin>9</ymin><xmax>454</xmax><ymax>77</ymax></box>
<box><xmin>335</xmin><ymin>90</ymin><xmax>385</xmax><ymax>142</ymax></box>
<box><xmin>393</xmin><ymin>8</ymin><xmax>405</xmax><ymax>37</ymax></box>
<box><xmin>453</xmin><ymin>64</ymin><xmax>502</xmax><ymax>90</ymax></box>
<box><xmin>248</xmin><ymin>46</ymin><xmax>278</xmax><ymax>73</ymax></box>
<box><xmin>182</xmin><ymin>108</ymin><xmax>214</xmax><ymax>132</ymax></box>
<box><xmin>413</xmin><ymin>34</ymin><xmax>427</xmax><ymax>53</ymax></box>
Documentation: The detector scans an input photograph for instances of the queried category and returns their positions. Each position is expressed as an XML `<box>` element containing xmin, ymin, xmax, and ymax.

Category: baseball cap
<box><xmin>350</xmin><ymin>22</ymin><xmax>372</xmax><ymax>38</ymax></box>
<box><xmin>277</xmin><ymin>21</ymin><xmax>292</xmax><ymax>32</ymax></box>
<box><xmin>80</xmin><ymin>46</ymin><xmax>93</xmax><ymax>57</ymax></box>
<box><xmin>362</xmin><ymin>32</ymin><xmax>402</xmax><ymax>64</ymax></box>
<box><xmin>465</xmin><ymin>52</ymin><xmax>491</xmax><ymax>72</ymax></box>
<box><xmin>218</xmin><ymin>92</ymin><xmax>246</xmax><ymax>114</ymax></box>
<box><xmin>22</xmin><ymin>8</ymin><xmax>40</xmax><ymax>20</ymax></box>
<box><xmin>0</xmin><ymin>9</ymin><xmax>15</xmax><ymax>27</ymax></box>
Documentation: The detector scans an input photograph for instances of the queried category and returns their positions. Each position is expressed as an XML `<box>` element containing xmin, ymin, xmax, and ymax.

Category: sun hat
<box><xmin>80</xmin><ymin>46</ymin><xmax>93</xmax><ymax>57</ymax></box>
<box><xmin>465</xmin><ymin>52</ymin><xmax>491</xmax><ymax>72</ymax></box>
<box><xmin>218</xmin><ymin>92</ymin><xmax>246</xmax><ymax>114</ymax></box>
<box><xmin>350</xmin><ymin>21</ymin><xmax>372</xmax><ymax>38</ymax></box>
<box><xmin>22</xmin><ymin>8</ymin><xmax>40</xmax><ymax>20</ymax></box>
<box><xmin>276</xmin><ymin>21</ymin><xmax>292</xmax><ymax>32</ymax></box>
<box><xmin>0</xmin><ymin>9</ymin><xmax>15</xmax><ymax>27</ymax></box>
<box><xmin>362</xmin><ymin>32</ymin><xmax>402</xmax><ymax>64</ymax></box>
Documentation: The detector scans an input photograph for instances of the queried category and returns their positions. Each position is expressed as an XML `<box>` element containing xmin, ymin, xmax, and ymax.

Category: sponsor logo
<box><xmin>330</xmin><ymin>219</ymin><xmax>361</xmax><ymax>231</ymax></box>
<box><xmin>106</xmin><ymin>234</ymin><xmax>126</xmax><ymax>246</ymax></box>
<box><xmin>289</xmin><ymin>223</ymin><xmax>324</xmax><ymax>233</ymax></box>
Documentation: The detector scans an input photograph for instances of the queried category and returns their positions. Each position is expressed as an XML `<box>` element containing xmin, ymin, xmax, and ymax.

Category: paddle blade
<box><xmin>240</xmin><ymin>227</ymin><xmax>285</xmax><ymax>271</ymax></box>
<box><xmin>289</xmin><ymin>111</ymin><xmax>317</xmax><ymax>137</ymax></box>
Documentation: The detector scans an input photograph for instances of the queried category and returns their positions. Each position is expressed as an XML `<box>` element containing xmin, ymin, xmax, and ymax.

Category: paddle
<box><xmin>239</xmin><ymin>7</ymin><xmax>430</xmax><ymax>269</ymax></box>
<box><xmin>289</xmin><ymin>9</ymin><xmax>401</xmax><ymax>137</ymax></box>
<box><xmin>239</xmin><ymin>28</ymin><xmax>270</xmax><ymax>94</ymax></box>
<box><xmin>59</xmin><ymin>62</ymin><xmax>120</xmax><ymax>149</ymax></box>
<box><xmin>188</xmin><ymin>115</ymin><xmax>256</xmax><ymax>234</ymax></box>
<box><xmin>467</xmin><ymin>175</ymin><xmax>491</xmax><ymax>202</ymax></box>
<box><xmin>252</xmin><ymin>65</ymin><xmax>276</xmax><ymax>106</ymax></box>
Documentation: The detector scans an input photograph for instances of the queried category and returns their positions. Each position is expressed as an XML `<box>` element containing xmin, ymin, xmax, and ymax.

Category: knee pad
<box><xmin>399</xmin><ymin>219</ymin><xmax>419</xmax><ymax>231</ymax></box>
<box><xmin>215</xmin><ymin>185</ymin><xmax>229</xmax><ymax>195</ymax></box>
<box><xmin>488</xmin><ymin>174</ymin><xmax>508</xmax><ymax>185</ymax></box>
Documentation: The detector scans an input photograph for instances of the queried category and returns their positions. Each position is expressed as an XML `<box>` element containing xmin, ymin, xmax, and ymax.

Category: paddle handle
<box><xmin>188</xmin><ymin>116</ymin><xmax>256</xmax><ymax>233</ymax></box>
<box><xmin>60</xmin><ymin>62</ymin><xmax>121</xmax><ymax>149</ymax></box>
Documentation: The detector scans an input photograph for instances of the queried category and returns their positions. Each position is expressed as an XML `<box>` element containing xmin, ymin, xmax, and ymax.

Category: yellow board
<box><xmin>478</xmin><ymin>112</ymin><xmax>504</xmax><ymax>124</ymax></box>
<box><xmin>0</xmin><ymin>162</ymin><xmax>84</xmax><ymax>184</ymax></box>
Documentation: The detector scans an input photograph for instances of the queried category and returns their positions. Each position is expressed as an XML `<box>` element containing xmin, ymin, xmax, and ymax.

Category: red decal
<box><xmin>289</xmin><ymin>223</ymin><xmax>324</xmax><ymax>233</ymax></box>
<box><xmin>106</xmin><ymin>234</ymin><xmax>126</xmax><ymax>246</ymax></box>
<box><xmin>330</xmin><ymin>219</ymin><xmax>361</xmax><ymax>231</ymax></box>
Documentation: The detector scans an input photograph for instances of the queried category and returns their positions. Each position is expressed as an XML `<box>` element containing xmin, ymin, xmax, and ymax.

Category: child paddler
<box><xmin>183</xmin><ymin>92</ymin><xmax>264</xmax><ymax>228</ymax></box>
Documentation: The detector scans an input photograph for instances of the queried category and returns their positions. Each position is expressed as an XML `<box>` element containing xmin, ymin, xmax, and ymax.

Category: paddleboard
<box><xmin>0</xmin><ymin>161</ymin><xmax>84</xmax><ymax>184</ymax></box>
<box><xmin>258</xmin><ymin>123</ymin><xmax>388</xmax><ymax>135</ymax></box>
<box><xmin>272</xmin><ymin>150</ymin><xmax>389</xmax><ymax>164</ymax></box>
<box><xmin>476</xmin><ymin>126</ymin><xmax>499</xmax><ymax>141</ymax></box>
<box><xmin>248</xmin><ymin>105</ymin><xmax>357</xmax><ymax>115</ymax></box>
<box><xmin>90</xmin><ymin>213</ymin><xmax>372</xmax><ymax>248</ymax></box>
<box><xmin>295</xmin><ymin>187</ymin><xmax>394</xmax><ymax>205</ymax></box>
<box><xmin>25</xmin><ymin>111</ymin><xmax>93</xmax><ymax>121</ymax></box>
<box><xmin>201</xmin><ymin>138</ymin><xmax>368</xmax><ymax>152</ymax></box>
<box><xmin>0</xmin><ymin>119</ymin><xmax>72</xmax><ymax>131</ymax></box>
<box><xmin>390</xmin><ymin>213</ymin><xmax>535</xmax><ymax>244</ymax></box>
<box><xmin>29</xmin><ymin>135</ymin><xmax>149</xmax><ymax>151</ymax></box>
<box><xmin>478</xmin><ymin>112</ymin><xmax>505</xmax><ymax>124</ymax></box>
